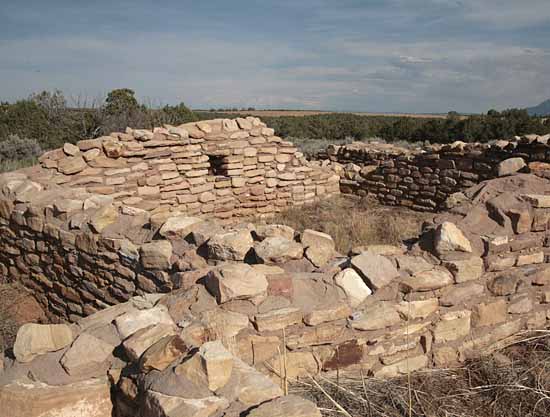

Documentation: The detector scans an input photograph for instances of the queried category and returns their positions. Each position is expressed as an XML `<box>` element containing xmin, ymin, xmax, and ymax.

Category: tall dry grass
<box><xmin>294</xmin><ymin>332</ymin><xmax>550</xmax><ymax>417</ymax></box>
<box><xmin>267</xmin><ymin>196</ymin><xmax>431</xmax><ymax>254</ymax></box>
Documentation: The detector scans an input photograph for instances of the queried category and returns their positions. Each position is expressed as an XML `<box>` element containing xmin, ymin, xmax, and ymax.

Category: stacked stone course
<box><xmin>38</xmin><ymin>117</ymin><xmax>340</xmax><ymax>220</ymax></box>
<box><xmin>323</xmin><ymin>134</ymin><xmax>550</xmax><ymax>211</ymax></box>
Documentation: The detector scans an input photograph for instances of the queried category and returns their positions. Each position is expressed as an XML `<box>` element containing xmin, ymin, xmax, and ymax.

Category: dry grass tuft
<box><xmin>267</xmin><ymin>196</ymin><xmax>431</xmax><ymax>254</ymax></box>
<box><xmin>293</xmin><ymin>332</ymin><xmax>550</xmax><ymax>417</ymax></box>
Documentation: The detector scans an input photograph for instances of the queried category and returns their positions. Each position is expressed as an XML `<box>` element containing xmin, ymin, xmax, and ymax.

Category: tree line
<box><xmin>1</xmin><ymin>89</ymin><xmax>549</xmax><ymax>166</ymax></box>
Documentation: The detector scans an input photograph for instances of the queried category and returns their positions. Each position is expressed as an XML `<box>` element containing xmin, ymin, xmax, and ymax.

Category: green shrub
<box><xmin>0</xmin><ymin>135</ymin><xmax>42</xmax><ymax>162</ymax></box>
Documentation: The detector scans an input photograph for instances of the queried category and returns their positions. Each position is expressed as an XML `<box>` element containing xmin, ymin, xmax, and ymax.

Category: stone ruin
<box><xmin>321</xmin><ymin>133</ymin><xmax>550</xmax><ymax>211</ymax></box>
<box><xmin>1</xmin><ymin>121</ymin><xmax>550</xmax><ymax>417</ymax></box>
<box><xmin>36</xmin><ymin>116</ymin><xmax>340</xmax><ymax>220</ymax></box>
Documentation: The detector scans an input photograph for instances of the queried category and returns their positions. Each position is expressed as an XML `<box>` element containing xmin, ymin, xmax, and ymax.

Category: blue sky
<box><xmin>1</xmin><ymin>0</ymin><xmax>549</xmax><ymax>113</ymax></box>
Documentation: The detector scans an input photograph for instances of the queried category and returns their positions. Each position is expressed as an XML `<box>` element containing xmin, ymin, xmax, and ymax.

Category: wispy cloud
<box><xmin>0</xmin><ymin>1</ymin><xmax>549</xmax><ymax>112</ymax></box>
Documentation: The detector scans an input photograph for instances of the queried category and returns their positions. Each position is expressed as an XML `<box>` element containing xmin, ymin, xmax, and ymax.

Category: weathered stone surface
<box><xmin>140</xmin><ymin>241</ymin><xmax>173</xmax><ymax>269</ymax></box>
<box><xmin>488</xmin><ymin>273</ymin><xmax>520</xmax><ymax>296</ymax></box>
<box><xmin>304</xmin><ymin>304</ymin><xmax>352</xmax><ymax>326</ymax></box>
<box><xmin>333</xmin><ymin>268</ymin><xmax>372</xmax><ymax>307</ymax></box>
<box><xmin>474</xmin><ymin>299</ymin><xmax>507</xmax><ymax>327</ymax></box>
<box><xmin>434</xmin><ymin>222</ymin><xmax>472</xmax><ymax>254</ymax></box>
<box><xmin>443</xmin><ymin>257</ymin><xmax>483</xmax><ymax>283</ymax></box>
<box><xmin>395</xmin><ymin>255</ymin><xmax>433</xmax><ymax>274</ymax></box>
<box><xmin>374</xmin><ymin>355</ymin><xmax>428</xmax><ymax>378</ymax></box>
<box><xmin>207</xmin><ymin>229</ymin><xmax>253</xmax><ymax>261</ymax></box>
<box><xmin>159</xmin><ymin>216</ymin><xmax>204</xmax><ymax>239</ymax></box>
<box><xmin>115</xmin><ymin>307</ymin><xmax>175</xmax><ymax>339</ymax></box>
<box><xmin>60</xmin><ymin>332</ymin><xmax>115</xmax><ymax>377</ymax></box>
<box><xmin>400</xmin><ymin>268</ymin><xmax>454</xmax><ymax>292</ymax></box>
<box><xmin>350</xmin><ymin>303</ymin><xmax>401</xmax><ymax>331</ymax></box>
<box><xmin>58</xmin><ymin>156</ymin><xmax>87</xmax><ymax>175</ymax></box>
<box><xmin>175</xmin><ymin>340</ymin><xmax>233</xmax><ymax>391</ymax></box>
<box><xmin>433</xmin><ymin>310</ymin><xmax>471</xmax><ymax>343</ymax></box>
<box><xmin>89</xmin><ymin>204</ymin><xmax>119</xmax><ymax>233</ymax></box>
<box><xmin>497</xmin><ymin>157</ymin><xmax>526</xmax><ymax>177</ymax></box>
<box><xmin>122</xmin><ymin>323</ymin><xmax>177</xmax><ymax>362</ymax></box>
<box><xmin>255</xmin><ymin>237</ymin><xmax>304</xmax><ymax>264</ymax></box>
<box><xmin>523</xmin><ymin>194</ymin><xmax>550</xmax><ymax>208</ymax></box>
<box><xmin>218</xmin><ymin>357</ymin><xmax>283</xmax><ymax>407</ymax></box>
<box><xmin>440</xmin><ymin>282</ymin><xmax>485</xmax><ymax>307</ymax></box>
<box><xmin>254</xmin><ymin>307</ymin><xmax>302</xmax><ymax>332</ymax></box>
<box><xmin>255</xmin><ymin>224</ymin><xmax>295</xmax><ymax>241</ymax></box>
<box><xmin>396</xmin><ymin>299</ymin><xmax>438</xmax><ymax>319</ymax></box>
<box><xmin>350</xmin><ymin>252</ymin><xmax>400</xmax><ymax>290</ymax></box>
<box><xmin>247</xmin><ymin>394</ymin><xmax>321</xmax><ymax>417</ymax></box>
<box><xmin>13</xmin><ymin>323</ymin><xmax>74</xmax><ymax>363</ymax></box>
<box><xmin>301</xmin><ymin>229</ymin><xmax>335</xmax><ymax>267</ymax></box>
<box><xmin>139</xmin><ymin>335</ymin><xmax>189</xmax><ymax>372</ymax></box>
<box><xmin>205</xmin><ymin>263</ymin><xmax>268</xmax><ymax>304</ymax></box>
<box><xmin>0</xmin><ymin>377</ymin><xmax>113</xmax><ymax>417</ymax></box>
<box><xmin>143</xmin><ymin>390</ymin><xmax>228</xmax><ymax>417</ymax></box>
<box><xmin>63</xmin><ymin>142</ymin><xmax>80</xmax><ymax>156</ymax></box>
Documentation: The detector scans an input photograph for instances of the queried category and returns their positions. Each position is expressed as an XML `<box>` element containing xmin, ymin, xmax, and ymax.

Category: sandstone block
<box><xmin>254</xmin><ymin>236</ymin><xmax>304</xmax><ymax>264</ymax></box>
<box><xmin>13</xmin><ymin>323</ymin><xmax>74</xmax><ymax>363</ymax></box>
<box><xmin>140</xmin><ymin>335</ymin><xmax>189</xmax><ymax>372</ymax></box>
<box><xmin>304</xmin><ymin>304</ymin><xmax>352</xmax><ymax>326</ymax></box>
<box><xmin>140</xmin><ymin>241</ymin><xmax>173</xmax><ymax>270</ymax></box>
<box><xmin>207</xmin><ymin>229</ymin><xmax>253</xmax><ymax>261</ymax></box>
<box><xmin>0</xmin><ymin>377</ymin><xmax>113</xmax><ymax>417</ymax></box>
<box><xmin>175</xmin><ymin>340</ymin><xmax>233</xmax><ymax>392</ymax></box>
<box><xmin>433</xmin><ymin>310</ymin><xmax>471</xmax><ymax>343</ymax></box>
<box><xmin>350</xmin><ymin>251</ymin><xmax>400</xmax><ymax>290</ymax></box>
<box><xmin>205</xmin><ymin>263</ymin><xmax>268</xmax><ymax>304</ymax></box>
<box><xmin>434</xmin><ymin>222</ymin><xmax>472</xmax><ymax>254</ymax></box>
<box><xmin>400</xmin><ymin>268</ymin><xmax>454</xmax><ymax>292</ymax></box>
<box><xmin>443</xmin><ymin>257</ymin><xmax>483</xmax><ymax>283</ymax></box>
<box><xmin>333</xmin><ymin>268</ymin><xmax>372</xmax><ymax>307</ymax></box>
<box><xmin>350</xmin><ymin>303</ymin><xmax>401</xmax><ymax>331</ymax></box>
<box><xmin>159</xmin><ymin>216</ymin><xmax>204</xmax><ymax>239</ymax></box>
<box><xmin>114</xmin><ymin>307</ymin><xmax>175</xmax><ymax>339</ymax></box>
<box><xmin>474</xmin><ymin>299</ymin><xmax>507</xmax><ymax>327</ymax></box>
<box><xmin>60</xmin><ymin>332</ymin><xmax>115</xmax><ymax>377</ymax></box>
<box><xmin>122</xmin><ymin>323</ymin><xmax>177</xmax><ymax>362</ymax></box>
<box><xmin>497</xmin><ymin>157</ymin><xmax>526</xmax><ymax>176</ymax></box>
<box><xmin>58</xmin><ymin>156</ymin><xmax>87</xmax><ymax>175</ymax></box>
<box><xmin>254</xmin><ymin>307</ymin><xmax>302</xmax><ymax>332</ymax></box>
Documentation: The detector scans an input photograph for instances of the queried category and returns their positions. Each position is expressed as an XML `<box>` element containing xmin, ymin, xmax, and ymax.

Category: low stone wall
<box><xmin>37</xmin><ymin>117</ymin><xmax>340</xmax><ymax>220</ymax></box>
<box><xmin>2</xmin><ymin>171</ymin><xmax>550</xmax><ymax>416</ymax></box>
<box><xmin>324</xmin><ymin>135</ymin><xmax>550</xmax><ymax>211</ymax></box>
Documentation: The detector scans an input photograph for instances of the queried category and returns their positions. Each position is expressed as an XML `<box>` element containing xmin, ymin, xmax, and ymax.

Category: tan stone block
<box><xmin>474</xmin><ymin>299</ymin><xmax>507</xmax><ymax>327</ymax></box>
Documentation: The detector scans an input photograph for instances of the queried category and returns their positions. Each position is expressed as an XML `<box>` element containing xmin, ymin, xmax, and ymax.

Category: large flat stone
<box><xmin>205</xmin><ymin>263</ymin><xmax>268</xmax><ymax>304</ymax></box>
<box><xmin>13</xmin><ymin>323</ymin><xmax>74</xmax><ymax>363</ymax></box>
<box><xmin>350</xmin><ymin>252</ymin><xmax>400</xmax><ymax>290</ymax></box>
<box><xmin>0</xmin><ymin>377</ymin><xmax>113</xmax><ymax>417</ymax></box>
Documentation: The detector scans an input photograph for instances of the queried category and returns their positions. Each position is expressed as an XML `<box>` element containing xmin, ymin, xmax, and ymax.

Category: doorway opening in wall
<box><xmin>208</xmin><ymin>155</ymin><xmax>227</xmax><ymax>176</ymax></box>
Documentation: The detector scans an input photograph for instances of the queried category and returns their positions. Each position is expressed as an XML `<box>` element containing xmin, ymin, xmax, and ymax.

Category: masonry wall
<box><xmin>38</xmin><ymin>117</ymin><xmax>340</xmax><ymax>219</ymax></box>
<box><xmin>327</xmin><ymin>136</ymin><xmax>550</xmax><ymax>211</ymax></box>
<box><xmin>1</xmin><ymin>169</ymin><xmax>550</xmax><ymax>377</ymax></box>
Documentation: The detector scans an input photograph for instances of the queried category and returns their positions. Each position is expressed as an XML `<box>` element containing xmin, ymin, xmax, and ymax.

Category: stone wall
<box><xmin>324</xmin><ymin>134</ymin><xmax>550</xmax><ymax>211</ymax></box>
<box><xmin>37</xmin><ymin>117</ymin><xmax>340</xmax><ymax>220</ymax></box>
<box><xmin>2</xmin><ymin>169</ymin><xmax>550</xmax><ymax>415</ymax></box>
<box><xmin>1</xmin><ymin>167</ymin><xmax>550</xmax><ymax>379</ymax></box>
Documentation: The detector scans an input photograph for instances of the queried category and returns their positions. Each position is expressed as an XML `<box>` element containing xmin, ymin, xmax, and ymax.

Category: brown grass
<box><xmin>294</xmin><ymin>332</ymin><xmax>550</xmax><ymax>417</ymax></box>
<box><xmin>266</xmin><ymin>196</ymin><xmax>431</xmax><ymax>254</ymax></box>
